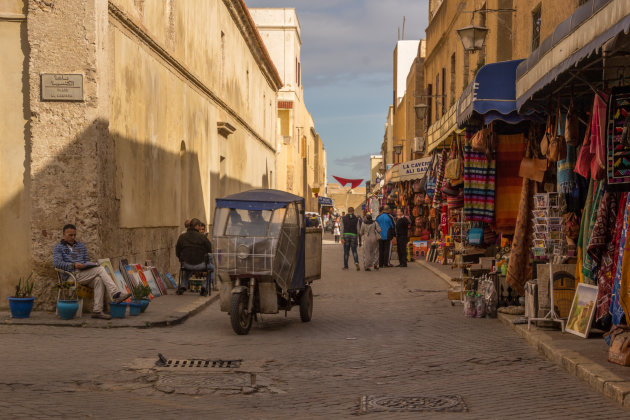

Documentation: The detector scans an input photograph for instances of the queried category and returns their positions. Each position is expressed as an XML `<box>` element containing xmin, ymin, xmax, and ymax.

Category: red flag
<box><xmin>333</xmin><ymin>176</ymin><xmax>364</xmax><ymax>189</ymax></box>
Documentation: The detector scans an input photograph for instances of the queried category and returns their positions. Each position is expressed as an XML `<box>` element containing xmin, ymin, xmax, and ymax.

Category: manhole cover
<box><xmin>360</xmin><ymin>395</ymin><xmax>468</xmax><ymax>413</ymax></box>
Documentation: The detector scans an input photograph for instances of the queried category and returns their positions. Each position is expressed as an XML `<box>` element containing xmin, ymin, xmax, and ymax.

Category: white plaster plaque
<box><xmin>41</xmin><ymin>74</ymin><xmax>84</xmax><ymax>101</ymax></box>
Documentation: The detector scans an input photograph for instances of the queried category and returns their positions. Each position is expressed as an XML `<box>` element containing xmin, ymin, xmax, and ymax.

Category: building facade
<box><xmin>250</xmin><ymin>8</ymin><xmax>327</xmax><ymax>212</ymax></box>
<box><xmin>424</xmin><ymin>0</ymin><xmax>585</xmax><ymax>152</ymax></box>
<box><xmin>0</xmin><ymin>0</ymin><xmax>282</xmax><ymax>308</ymax></box>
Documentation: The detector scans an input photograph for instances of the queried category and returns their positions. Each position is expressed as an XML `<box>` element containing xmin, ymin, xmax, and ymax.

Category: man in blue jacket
<box><xmin>376</xmin><ymin>206</ymin><xmax>396</xmax><ymax>268</ymax></box>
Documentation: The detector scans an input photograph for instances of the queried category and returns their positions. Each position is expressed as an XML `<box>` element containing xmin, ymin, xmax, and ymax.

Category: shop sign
<box><xmin>399</xmin><ymin>156</ymin><xmax>432</xmax><ymax>181</ymax></box>
<box><xmin>318</xmin><ymin>196</ymin><xmax>333</xmax><ymax>206</ymax></box>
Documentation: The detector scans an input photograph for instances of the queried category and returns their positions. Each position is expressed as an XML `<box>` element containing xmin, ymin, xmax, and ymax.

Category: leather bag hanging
<box><xmin>565</xmin><ymin>100</ymin><xmax>579</xmax><ymax>146</ymax></box>
<box><xmin>519</xmin><ymin>130</ymin><xmax>548</xmax><ymax>183</ymax></box>
<box><xmin>540</xmin><ymin>114</ymin><xmax>552</xmax><ymax>156</ymax></box>
<box><xmin>546</xmin><ymin>105</ymin><xmax>567</xmax><ymax>162</ymax></box>
<box><xmin>445</xmin><ymin>137</ymin><xmax>462</xmax><ymax>180</ymax></box>
<box><xmin>471</xmin><ymin>125</ymin><xmax>491</xmax><ymax>153</ymax></box>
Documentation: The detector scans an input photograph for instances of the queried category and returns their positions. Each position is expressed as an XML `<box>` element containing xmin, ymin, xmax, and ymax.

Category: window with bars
<box><xmin>532</xmin><ymin>4</ymin><xmax>542</xmax><ymax>51</ymax></box>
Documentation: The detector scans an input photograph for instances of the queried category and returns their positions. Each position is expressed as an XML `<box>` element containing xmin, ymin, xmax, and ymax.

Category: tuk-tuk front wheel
<box><xmin>299</xmin><ymin>285</ymin><xmax>313</xmax><ymax>322</ymax></box>
<box><xmin>230</xmin><ymin>293</ymin><xmax>253</xmax><ymax>335</ymax></box>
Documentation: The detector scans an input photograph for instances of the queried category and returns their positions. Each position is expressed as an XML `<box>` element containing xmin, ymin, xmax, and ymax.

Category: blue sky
<box><xmin>245</xmin><ymin>0</ymin><xmax>429</xmax><ymax>185</ymax></box>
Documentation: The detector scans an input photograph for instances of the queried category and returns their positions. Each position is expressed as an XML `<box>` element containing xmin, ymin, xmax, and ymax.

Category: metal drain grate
<box><xmin>163</xmin><ymin>359</ymin><xmax>242</xmax><ymax>368</ymax></box>
<box><xmin>156</xmin><ymin>354</ymin><xmax>241</xmax><ymax>368</ymax></box>
<box><xmin>360</xmin><ymin>395</ymin><xmax>468</xmax><ymax>413</ymax></box>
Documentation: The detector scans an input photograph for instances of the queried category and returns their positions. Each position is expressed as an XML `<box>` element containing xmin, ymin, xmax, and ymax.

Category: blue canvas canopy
<box><xmin>216</xmin><ymin>189</ymin><xmax>304</xmax><ymax>211</ymax></box>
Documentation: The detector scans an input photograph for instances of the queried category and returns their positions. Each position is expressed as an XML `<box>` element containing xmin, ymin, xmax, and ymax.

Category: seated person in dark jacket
<box><xmin>176</xmin><ymin>218</ymin><xmax>214</xmax><ymax>296</ymax></box>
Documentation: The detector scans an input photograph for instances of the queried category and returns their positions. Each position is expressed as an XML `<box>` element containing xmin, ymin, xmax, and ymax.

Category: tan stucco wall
<box><xmin>512</xmin><ymin>0</ymin><xmax>582</xmax><ymax>60</ymax></box>
<box><xmin>2</xmin><ymin>0</ymin><xmax>279</xmax><ymax>309</ymax></box>
<box><xmin>0</xmin><ymin>0</ymin><xmax>30</xmax><ymax>306</ymax></box>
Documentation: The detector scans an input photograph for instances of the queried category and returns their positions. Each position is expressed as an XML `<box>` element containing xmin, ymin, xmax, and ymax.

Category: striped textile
<box><xmin>495</xmin><ymin>134</ymin><xmax>525</xmax><ymax>233</ymax></box>
<box><xmin>432</xmin><ymin>149</ymin><xmax>448</xmax><ymax>209</ymax></box>
<box><xmin>463</xmin><ymin>134</ymin><xmax>496</xmax><ymax>223</ymax></box>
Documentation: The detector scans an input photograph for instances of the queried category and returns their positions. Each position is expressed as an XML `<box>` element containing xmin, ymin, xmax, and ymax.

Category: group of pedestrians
<box><xmin>338</xmin><ymin>205</ymin><xmax>410</xmax><ymax>271</ymax></box>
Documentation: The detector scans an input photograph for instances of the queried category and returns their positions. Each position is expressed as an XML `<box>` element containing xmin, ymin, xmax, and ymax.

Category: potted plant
<box><xmin>56</xmin><ymin>280</ymin><xmax>79</xmax><ymax>320</ymax></box>
<box><xmin>8</xmin><ymin>274</ymin><xmax>35</xmax><ymax>318</ymax></box>
<box><xmin>130</xmin><ymin>285</ymin><xmax>151</xmax><ymax>315</ymax></box>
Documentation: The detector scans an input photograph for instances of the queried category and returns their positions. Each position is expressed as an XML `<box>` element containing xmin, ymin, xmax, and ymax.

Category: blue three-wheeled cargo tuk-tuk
<box><xmin>212</xmin><ymin>189</ymin><xmax>322</xmax><ymax>335</ymax></box>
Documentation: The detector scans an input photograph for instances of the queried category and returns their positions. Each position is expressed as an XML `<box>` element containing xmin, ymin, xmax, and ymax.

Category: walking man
<box><xmin>341</xmin><ymin>207</ymin><xmax>361</xmax><ymax>270</ymax></box>
<box><xmin>395</xmin><ymin>208</ymin><xmax>411</xmax><ymax>267</ymax></box>
<box><xmin>376</xmin><ymin>206</ymin><xmax>396</xmax><ymax>268</ymax></box>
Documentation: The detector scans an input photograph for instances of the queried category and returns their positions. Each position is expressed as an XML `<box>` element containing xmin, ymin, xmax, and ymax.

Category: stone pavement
<box><xmin>0</xmin><ymin>242</ymin><xmax>627</xmax><ymax>418</ymax></box>
<box><xmin>417</xmin><ymin>257</ymin><xmax>630</xmax><ymax>409</ymax></box>
<box><xmin>1</xmin><ymin>293</ymin><xmax>217</xmax><ymax>328</ymax></box>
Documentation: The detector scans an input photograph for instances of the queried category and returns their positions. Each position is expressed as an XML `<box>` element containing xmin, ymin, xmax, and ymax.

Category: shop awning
<box><xmin>457</xmin><ymin>59</ymin><xmax>524</xmax><ymax>127</ymax></box>
<box><xmin>516</xmin><ymin>0</ymin><xmax>630</xmax><ymax>110</ymax></box>
<box><xmin>427</xmin><ymin>103</ymin><xmax>458</xmax><ymax>153</ymax></box>
<box><xmin>399</xmin><ymin>156</ymin><xmax>433</xmax><ymax>181</ymax></box>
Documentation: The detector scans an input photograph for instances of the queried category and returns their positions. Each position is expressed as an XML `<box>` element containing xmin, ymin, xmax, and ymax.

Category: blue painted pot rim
<box><xmin>8</xmin><ymin>297</ymin><xmax>35</xmax><ymax>301</ymax></box>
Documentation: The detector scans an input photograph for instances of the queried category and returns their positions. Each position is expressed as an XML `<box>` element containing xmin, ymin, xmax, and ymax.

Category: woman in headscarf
<box><xmin>360</xmin><ymin>213</ymin><xmax>381</xmax><ymax>271</ymax></box>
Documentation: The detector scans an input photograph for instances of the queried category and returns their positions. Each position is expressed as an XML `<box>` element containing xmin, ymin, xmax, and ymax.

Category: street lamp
<box><xmin>456</xmin><ymin>8</ymin><xmax>516</xmax><ymax>52</ymax></box>
<box><xmin>393</xmin><ymin>145</ymin><xmax>403</xmax><ymax>163</ymax></box>
<box><xmin>414</xmin><ymin>103</ymin><xmax>428</xmax><ymax>120</ymax></box>
<box><xmin>456</xmin><ymin>25</ymin><xmax>489</xmax><ymax>52</ymax></box>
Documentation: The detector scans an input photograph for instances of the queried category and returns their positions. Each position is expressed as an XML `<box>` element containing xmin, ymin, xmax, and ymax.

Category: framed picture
<box><xmin>534</xmin><ymin>194</ymin><xmax>548</xmax><ymax>209</ymax></box>
<box><xmin>566</xmin><ymin>283</ymin><xmax>598</xmax><ymax>338</ymax></box>
<box><xmin>532</xmin><ymin>247</ymin><xmax>547</xmax><ymax>257</ymax></box>
<box><xmin>548</xmin><ymin>192</ymin><xmax>559</xmax><ymax>208</ymax></box>
<box><xmin>534</xmin><ymin>239</ymin><xmax>546</xmax><ymax>248</ymax></box>
<box><xmin>549</xmin><ymin>224</ymin><xmax>563</xmax><ymax>232</ymax></box>
<box><xmin>534</xmin><ymin>232</ymin><xmax>547</xmax><ymax>240</ymax></box>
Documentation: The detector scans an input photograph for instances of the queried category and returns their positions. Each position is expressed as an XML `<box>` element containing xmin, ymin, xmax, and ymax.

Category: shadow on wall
<box><xmin>0</xmin><ymin>118</ymin><xmax>257</xmax><ymax>310</ymax></box>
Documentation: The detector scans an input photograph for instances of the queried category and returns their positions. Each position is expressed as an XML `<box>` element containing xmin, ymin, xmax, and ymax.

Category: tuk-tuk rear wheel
<box><xmin>299</xmin><ymin>285</ymin><xmax>313</xmax><ymax>322</ymax></box>
<box><xmin>230</xmin><ymin>293</ymin><xmax>252</xmax><ymax>335</ymax></box>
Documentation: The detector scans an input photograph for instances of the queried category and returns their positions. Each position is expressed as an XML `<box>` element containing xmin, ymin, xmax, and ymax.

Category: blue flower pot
<box><xmin>109</xmin><ymin>302</ymin><xmax>127</xmax><ymax>318</ymax></box>
<box><xmin>128</xmin><ymin>302</ymin><xmax>142</xmax><ymax>316</ymax></box>
<box><xmin>134</xmin><ymin>299</ymin><xmax>150</xmax><ymax>313</ymax></box>
<box><xmin>8</xmin><ymin>297</ymin><xmax>35</xmax><ymax>319</ymax></box>
<box><xmin>57</xmin><ymin>300</ymin><xmax>79</xmax><ymax>320</ymax></box>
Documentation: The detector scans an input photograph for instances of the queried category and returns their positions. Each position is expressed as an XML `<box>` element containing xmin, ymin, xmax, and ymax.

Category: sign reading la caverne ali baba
<box><xmin>399</xmin><ymin>156</ymin><xmax>432</xmax><ymax>181</ymax></box>
<box><xmin>41</xmin><ymin>74</ymin><xmax>84</xmax><ymax>101</ymax></box>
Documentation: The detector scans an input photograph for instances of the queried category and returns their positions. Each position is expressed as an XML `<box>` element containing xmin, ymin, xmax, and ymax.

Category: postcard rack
<box><xmin>528</xmin><ymin>263</ymin><xmax>566</xmax><ymax>332</ymax></box>
<box><xmin>449</xmin><ymin>209</ymin><xmax>472</xmax><ymax>306</ymax></box>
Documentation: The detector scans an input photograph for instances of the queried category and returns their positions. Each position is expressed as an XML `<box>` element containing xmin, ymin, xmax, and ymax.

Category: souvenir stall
<box><xmin>382</xmin><ymin>158</ymin><xmax>435</xmax><ymax>261</ymax></box>
<box><xmin>509</xmin><ymin>0</ymin><xmax>630</xmax><ymax>350</ymax></box>
<box><xmin>448</xmin><ymin>59</ymin><xmax>538</xmax><ymax>316</ymax></box>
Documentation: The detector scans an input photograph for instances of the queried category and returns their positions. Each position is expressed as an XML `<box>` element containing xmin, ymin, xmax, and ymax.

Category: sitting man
<box><xmin>53</xmin><ymin>224</ymin><xmax>131</xmax><ymax>320</ymax></box>
<box><xmin>176</xmin><ymin>218</ymin><xmax>214</xmax><ymax>296</ymax></box>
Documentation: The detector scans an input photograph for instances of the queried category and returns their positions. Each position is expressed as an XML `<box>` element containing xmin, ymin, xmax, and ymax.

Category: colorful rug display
<box><xmin>587</xmin><ymin>191</ymin><xmax>618</xmax><ymax>321</ymax></box>
<box><xmin>432</xmin><ymin>149</ymin><xmax>448</xmax><ymax>209</ymax></box>
<box><xmin>607</xmin><ymin>86</ymin><xmax>630</xmax><ymax>191</ymax></box>
<box><xmin>495</xmin><ymin>134</ymin><xmax>525</xmax><ymax>232</ymax></box>
<box><xmin>463</xmin><ymin>133</ymin><xmax>496</xmax><ymax>223</ymax></box>
<box><xmin>610</xmin><ymin>193</ymin><xmax>629</xmax><ymax>325</ymax></box>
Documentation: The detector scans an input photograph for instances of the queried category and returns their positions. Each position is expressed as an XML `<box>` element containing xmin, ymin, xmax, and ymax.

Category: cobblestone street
<box><xmin>1</xmin><ymin>243</ymin><xmax>628</xmax><ymax>419</ymax></box>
